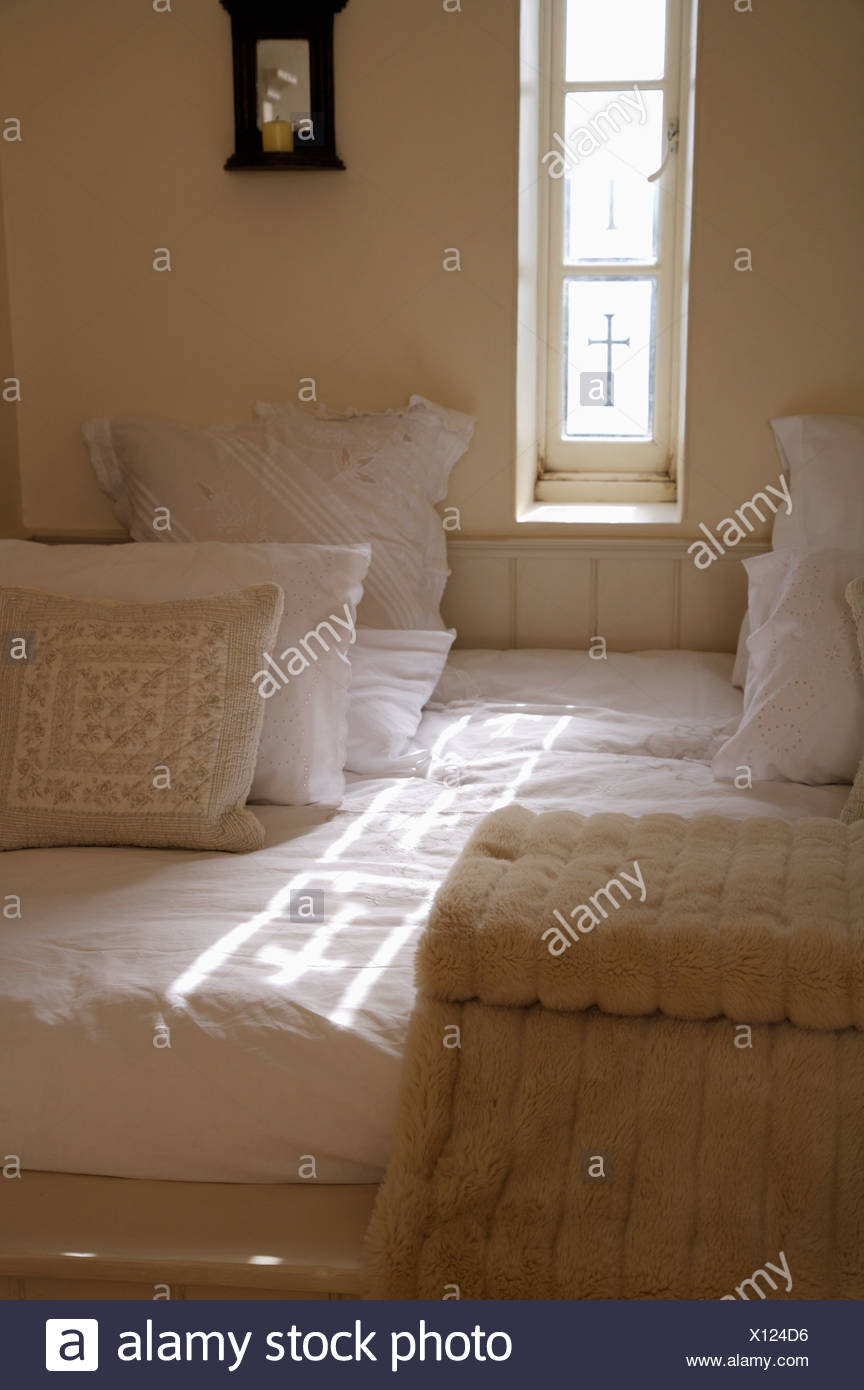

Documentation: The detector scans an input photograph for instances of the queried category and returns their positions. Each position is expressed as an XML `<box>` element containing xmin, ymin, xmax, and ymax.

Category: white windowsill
<box><xmin>518</xmin><ymin>501</ymin><xmax>683</xmax><ymax>525</ymax></box>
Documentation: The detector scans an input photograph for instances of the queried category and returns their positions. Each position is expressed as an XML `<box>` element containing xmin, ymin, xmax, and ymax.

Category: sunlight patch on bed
<box><xmin>165</xmin><ymin>872</ymin><xmax>316</xmax><ymax>1003</ymax></box>
<box><xmin>543</xmin><ymin>715</ymin><xmax>572</xmax><ymax>749</ymax></box>
<box><xmin>329</xmin><ymin>888</ymin><xmax>437</xmax><ymax>1030</ymax></box>
<box><xmin>429</xmin><ymin>711</ymin><xmax>471</xmax><ymax>760</ymax></box>
<box><xmin>321</xmin><ymin>782</ymin><xmax>407</xmax><ymax>861</ymax></box>
<box><xmin>398</xmin><ymin>787</ymin><xmax>459</xmax><ymax>851</ymax></box>
<box><xmin>166</xmin><ymin>784</ymin><xmax>419</xmax><ymax>1001</ymax></box>
<box><xmin>483</xmin><ymin>711</ymin><xmax>538</xmax><ymax>740</ymax></box>
<box><xmin>491</xmin><ymin>716</ymin><xmax>571</xmax><ymax>809</ymax></box>
<box><xmin>167</xmin><ymin>857</ymin><xmax>438</xmax><ymax>1002</ymax></box>
<box><xmin>256</xmin><ymin>906</ymin><xmax>353</xmax><ymax>986</ymax></box>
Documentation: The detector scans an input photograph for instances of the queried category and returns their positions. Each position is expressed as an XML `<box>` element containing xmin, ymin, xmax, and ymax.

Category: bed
<box><xmin>0</xmin><ymin>648</ymin><xmax>848</xmax><ymax>1299</ymax></box>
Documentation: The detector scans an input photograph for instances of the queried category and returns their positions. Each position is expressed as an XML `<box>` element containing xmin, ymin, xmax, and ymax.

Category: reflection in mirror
<box><xmin>257</xmin><ymin>39</ymin><xmax>311</xmax><ymax>151</ymax></box>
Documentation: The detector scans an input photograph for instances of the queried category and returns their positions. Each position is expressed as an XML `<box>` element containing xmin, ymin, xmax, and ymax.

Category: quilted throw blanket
<box><xmin>366</xmin><ymin>809</ymin><xmax>864</xmax><ymax>1299</ymax></box>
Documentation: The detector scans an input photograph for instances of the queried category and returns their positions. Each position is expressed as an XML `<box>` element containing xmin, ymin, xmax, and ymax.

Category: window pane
<box><xmin>566</xmin><ymin>0</ymin><xmax>667</xmax><ymax>82</ymax></box>
<box><xmin>563</xmin><ymin>278</ymin><xmax>655</xmax><ymax>439</ymax></box>
<box><xmin>564</xmin><ymin>91</ymin><xmax>663</xmax><ymax>263</ymax></box>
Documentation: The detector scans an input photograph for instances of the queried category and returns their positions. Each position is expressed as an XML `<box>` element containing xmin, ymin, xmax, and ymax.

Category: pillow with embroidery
<box><xmin>85</xmin><ymin>396</ymin><xmax>474</xmax><ymax>631</ymax></box>
<box><xmin>0</xmin><ymin>584</ymin><xmax>282</xmax><ymax>852</ymax></box>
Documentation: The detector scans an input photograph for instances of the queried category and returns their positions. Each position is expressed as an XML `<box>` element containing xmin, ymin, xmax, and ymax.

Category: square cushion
<box><xmin>0</xmin><ymin>585</ymin><xmax>283</xmax><ymax>852</ymax></box>
<box><xmin>0</xmin><ymin>540</ymin><xmax>370</xmax><ymax>806</ymax></box>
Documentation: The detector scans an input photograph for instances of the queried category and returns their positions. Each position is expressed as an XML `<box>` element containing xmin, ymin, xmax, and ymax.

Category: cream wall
<box><xmin>0</xmin><ymin>0</ymin><xmax>861</xmax><ymax>541</ymax></box>
<box><xmin>0</xmin><ymin>157</ymin><xmax>21</xmax><ymax>535</ymax></box>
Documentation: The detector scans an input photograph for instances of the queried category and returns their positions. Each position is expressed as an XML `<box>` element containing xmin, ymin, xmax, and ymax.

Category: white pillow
<box><xmin>731</xmin><ymin>615</ymin><xmax>750</xmax><ymax>689</ymax></box>
<box><xmin>256</xmin><ymin>396</ymin><xmax>474</xmax><ymax>629</ymax></box>
<box><xmin>0</xmin><ymin>540</ymin><xmax>370</xmax><ymax>806</ymax></box>
<box><xmin>770</xmin><ymin>415</ymin><xmax>864</xmax><ymax>550</ymax></box>
<box><xmin>85</xmin><ymin>396</ymin><xmax>475</xmax><ymax>631</ymax></box>
<box><xmin>346</xmin><ymin>629</ymin><xmax>455</xmax><ymax>776</ymax></box>
<box><xmin>734</xmin><ymin>414</ymin><xmax>864</xmax><ymax>691</ymax></box>
<box><xmin>732</xmin><ymin>554</ymin><xmax>792</xmax><ymax>690</ymax></box>
<box><xmin>713</xmin><ymin>549</ymin><xmax>864</xmax><ymax>785</ymax></box>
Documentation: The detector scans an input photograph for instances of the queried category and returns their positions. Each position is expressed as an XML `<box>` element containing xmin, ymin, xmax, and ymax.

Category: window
<box><xmin>517</xmin><ymin>0</ymin><xmax>697</xmax><ymax>516</ymax></box>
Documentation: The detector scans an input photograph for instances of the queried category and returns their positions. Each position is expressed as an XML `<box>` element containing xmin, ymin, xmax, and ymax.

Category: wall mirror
<box><xmin>221</xmin><ymin>1</ymin><xmax>348</xmax><ymax>169</ymax></box>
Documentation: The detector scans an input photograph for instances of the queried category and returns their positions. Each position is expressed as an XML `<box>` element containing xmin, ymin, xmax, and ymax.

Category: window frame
<box><xmin>521</xmin><ymin>0</ymin><xmax>698</xmax><ymax>511</ymax></box>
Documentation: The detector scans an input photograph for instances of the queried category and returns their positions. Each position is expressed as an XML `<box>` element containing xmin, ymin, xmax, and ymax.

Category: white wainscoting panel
<box><xmin>679</xmin><ymin>553</ymin><xmax>750</xmax><ymax>653</ymax></box>
<box><xmin>441</xmin><ymin>551</ymin><xmax>513</xmax><ymax>648</ymax></box>
<box><xmin>516</xmin><ymin>554</ymin><xmax>593</xmax><ymax>649</ymax></box>
<box><xmin>23</xmin><ymin>532</ymin><xmax>756</xmax><ymax>655</ymax></box>
<box><xmin>596</xmin><ymin>557</ymin><xmax>677</xmax><ymax>651</ymax></box>
<box><xmin>443</xmin><ymin>539</ymin><xmax>762</xmax><ymax>652</ymax></box>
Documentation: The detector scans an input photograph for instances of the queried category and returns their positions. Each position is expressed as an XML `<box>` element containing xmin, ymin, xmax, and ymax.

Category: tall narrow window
<box><xmin>518</xmin><ymin>0</ymin><xmax>697</xmax><ymax>514</ymax></box>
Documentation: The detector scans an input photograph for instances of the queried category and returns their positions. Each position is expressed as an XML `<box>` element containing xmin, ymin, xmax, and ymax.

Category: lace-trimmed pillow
<box><xmin>84</xmin><ymin>396</ymin><xmax>475</xmax><ymax>631</ymax></box>
<box><xmin>841</xmin><ymin>577</ymin><xmax>864</xmax><ymax>823</ymax></box>
<box><xmin>255</xmin><ymin>396</ymin><xmax>475</xmax><ymax>629</ymax></box>
<box><xmin>712</xmin><ymin>549</ymin><xmax>864</xmax><ymax>785</ymax></box>
<box><xmin>0</xmin><ymin>584</ymin><xmax>283</xmax><ymax>852</ymax></box>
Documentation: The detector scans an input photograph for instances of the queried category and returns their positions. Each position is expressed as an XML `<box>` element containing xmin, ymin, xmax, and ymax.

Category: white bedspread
<box><xmin>0</xmin><ymin>652</ymin><xmax>848</xmax><ymax>1184</ymax></box>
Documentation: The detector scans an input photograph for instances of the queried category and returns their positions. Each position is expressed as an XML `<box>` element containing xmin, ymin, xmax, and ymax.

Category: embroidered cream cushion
<box><xmin>0</xmin><ymin>584</ymin><xmax>283</xmax><ymax>852</ymax></box>
<box><xmin>841</xmin><ymin>577</ymin><xmax>864</xmax><ymax>823</ymax></box>
<box><xmin>0</xmin><ymin>540</ymin><xmax>370</xmax><ymax>806</ymax></box>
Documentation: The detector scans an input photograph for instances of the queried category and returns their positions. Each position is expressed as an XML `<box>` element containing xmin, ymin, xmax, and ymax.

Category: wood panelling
<box><xmin>514</xmin><ymin>555</ymin><xmax>593</xmax><ymax>648</ymax></box>
<box><xmin>442</xmin><ymin>552</ymin><xmax>513</xmax><ymax>647</ymax></box>
<box><xmin>446</xmin><ymin>540</ymin><xmax>763</xmax><ymax>652</ymax></box>
<box><xmin>0</xmin><ymin>1280</ymin><xmax>346</xmax><ymax>1301</ymax></box>
<box><xmin>679</xmin><ymin>554</ymin><xmax>750</xmax><ymax>652</ymax></box>
<box><xmin>183</xmin><ymin>1286</ymin><xmax>332</xmax><ymax>1300</ymax></box>
<box><xmin>596</xmin><ymin>558</ymin><xmax>677</xmax><ymax>652</ymax></box>
<box><xmin>0</xmin><ymin>1172</ymin><xmax>376</xmax><ymax>1298</ymax></box>
<box><xmin>21</xmin><ymin>1278</ymin><xmax>161</xmax><ymax>1301</ymax></box>
<box><xmin>23</xmin><ymin>533</ymin><xmax>761</xmax><ymax>654</ymax></box>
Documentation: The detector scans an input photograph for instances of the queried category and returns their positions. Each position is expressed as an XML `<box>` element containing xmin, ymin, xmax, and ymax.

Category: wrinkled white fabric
<box><xmin>1</xmin><ymin>651</ymin><xmax>845</xmax><ymax>1184</ymax></box>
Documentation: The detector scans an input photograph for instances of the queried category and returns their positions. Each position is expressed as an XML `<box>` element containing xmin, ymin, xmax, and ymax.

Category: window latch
<box><xmin>647</xmin><ymin>118</ymin><xmax>679</xmax><ymax>183</ymax></box>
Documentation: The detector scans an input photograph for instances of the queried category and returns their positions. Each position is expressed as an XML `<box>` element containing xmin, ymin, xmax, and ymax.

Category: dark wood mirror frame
<box><xmin>220</xmin><ymin>0</ymin><xmax>348</xmax><ymax>170</ymax></box>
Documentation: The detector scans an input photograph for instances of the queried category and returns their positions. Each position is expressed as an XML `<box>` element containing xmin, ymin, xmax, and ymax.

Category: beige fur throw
<box><xmin>842</xmin><ymin>576</ymin><xmax>864</xmax><ymax>824</ymax></box>
<box><xmin>367</xmin><ymin>809</ymin><xmax>864</xmax><ymax>1299</ymax></box>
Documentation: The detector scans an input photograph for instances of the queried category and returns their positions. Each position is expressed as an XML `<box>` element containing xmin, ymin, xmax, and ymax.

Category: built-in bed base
<box><xmin>0</xmin><ymin>1172</ymin><xmax>377</xmax><ymax>1300</ymax></box>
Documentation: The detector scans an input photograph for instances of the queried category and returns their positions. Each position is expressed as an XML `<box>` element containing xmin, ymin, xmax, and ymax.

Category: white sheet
<box><xmin>0</xmin><ymin>651</ymin><xmax>848</xmax><ymax>1184</ymax></box>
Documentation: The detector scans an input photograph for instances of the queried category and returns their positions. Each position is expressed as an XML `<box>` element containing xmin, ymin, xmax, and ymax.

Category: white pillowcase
<box><xmin>346</xmin><ymin>629</ymin><xmax>455</xmax><ymax>776</ymax></box>
<box><xmin>733</xmin><ymin>415</ymin><xmax>864</xmax><ymax>690</ymax></box>
<box><xmin>0</xmin><ymin>540</ymin><xmax>370</xmax><ymax>806</ymax></box>
<box><xmin>85</xmin><ymin>396</ymin><xmax>475</xmax><ymax>631</ymax></box>
<box><xmin>731</xmin><ymin>615</ymin><xmax>750</xmax><ymax>690</ymax></box>
<box><xmin>713</xmin><ymin>549</ymin><xmax>864</xmax><ymax>785</ymax></box>
<box><xmin>770</xmin><ymin>415</ymin><xmax>864</xmax><ymax>550</ymax></box>
<box><xmin>256</xmin><ymin>396</ymin><xmax>474</xmax><ymax>629</ymax></box>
